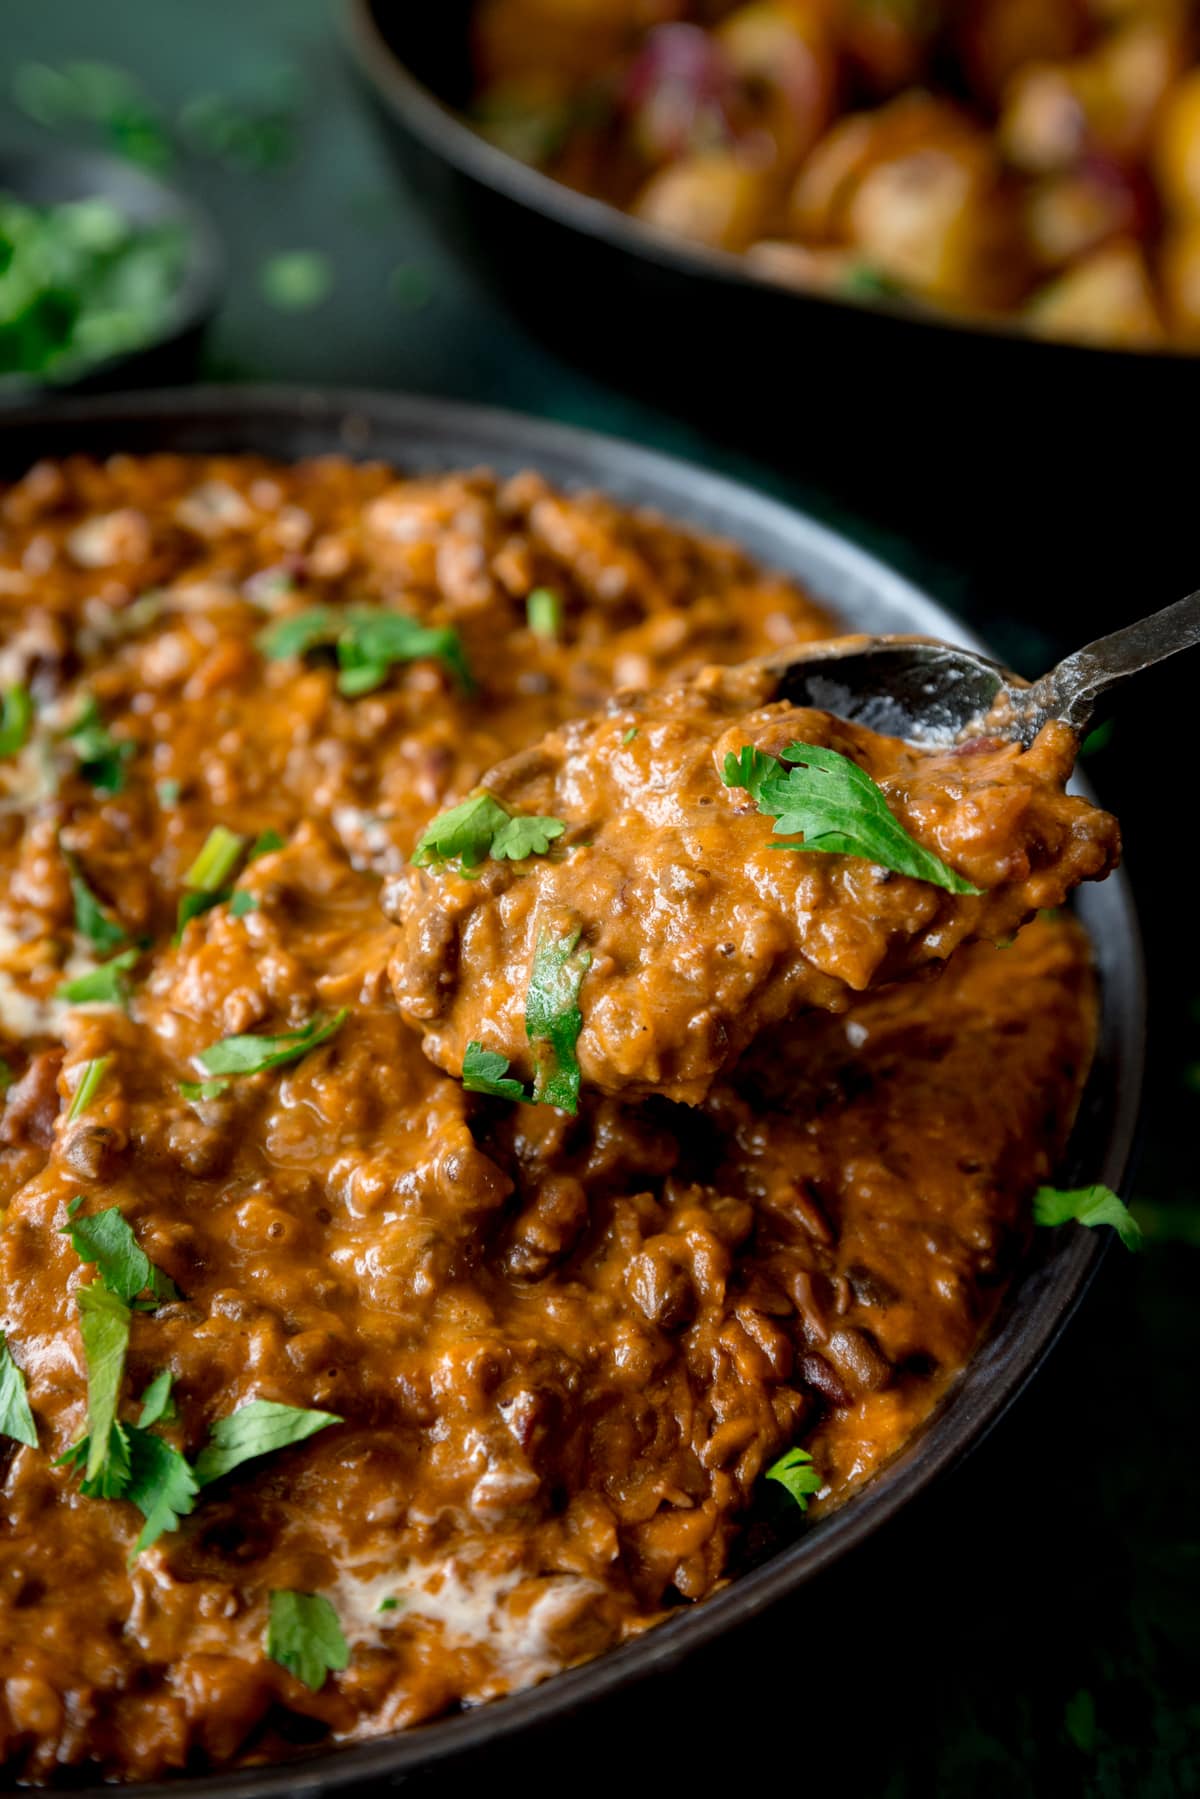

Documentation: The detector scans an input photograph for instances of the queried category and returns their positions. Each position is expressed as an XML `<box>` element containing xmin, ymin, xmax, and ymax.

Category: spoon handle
<box><xmin>1031</xmin><ymin>587</ymin><xmax>1200</xmax><ymax>734</ymax></box>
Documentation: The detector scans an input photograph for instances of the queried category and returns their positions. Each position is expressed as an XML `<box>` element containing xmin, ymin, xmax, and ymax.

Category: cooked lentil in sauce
<box><xmin>0</xmin><ymin>452</ymin><xmax>1114</xmax><ymax>1783</ymax></box>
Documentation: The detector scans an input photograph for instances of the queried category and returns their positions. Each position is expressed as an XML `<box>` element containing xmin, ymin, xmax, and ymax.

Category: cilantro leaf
<box><xmin>179</xmin><ymin>1077</ymin><xmax>230</xmax><ymax>1102</ymax></box>
<box><xmin>193</xmin><ymin>1398</ymin><xmax>341</xmax><ymax>1487</ymax></box>
<box><xmin>55</xmin><ymin>946</ymin><xmax>139</xmax><ymax>1007</ymax></box>
<box><xmin>65</xmin><ymin>1055</ymin><xmax>113</xmax><ymax>1122</ymax></box>
<box><xmin>721</xmin><ymin>744</ymin><xmax>776</xmax><ymax>801</ymax></box>
<box><xmin>0</xmin><ymin>684</ymin><xmax>34</xmax><ymax>759</ymax></box>
<box><xmin>764</xmin><ymin>1445</ymin><xmax>822</xmax><ymax>1510</ymax></box>
<box><xmin>76</xmin><ymin>1283</ymin><xmax>131</xmax><ymax>1488</ymax></box>
<box><xmin>1033</xmin><ymin>1183</ymin><xmax>1142</xmax><ymax>1252</ymax></box>
<box><xmin>0</xmin><ymin>1332</ymin><xmax>37</xmax><ymax>1448</ymax></box>
<box><xmin>266</xmin><ymin>1590</ymin><xmax>350</xmax><ymax>1692</ymax></box>
<box><xmin>723</xmin><ymin>741</ymin><xmax>981</xmax><ymax>894</ymax></box>
<box><xmin>248</xmin><ymin>828</ymin><xmax>285</xmax><ymax>859</ymax></box>
<box><xmin>525</xmin><ymin>926</ymin><xmax>590</xmax><ymax>1114</ymax></box>
<box><xmin>526</xmin><ymin>587</ymin><xmax>561</xmax><ymax>639</ymax></box>
<box><xmin>194</xmin><ymin>1009</ymin><xmax>348</xmax><ymax>1079</ymax></box>
<box><xmin>491</xmin><ymin>814</ymin><xmax>566</xmax><ymax>861</ymax></box>
<box><xmin>229</xmin><ymin>890</ymin><xmax>258</xmax><ymax>918</ymax></box>
<box><xmin>413</xmin><ymin>791</ymin><xmax>565</xmax><ymax>873</ymax></box>
<box><xmin>63</xmin><ymin>848</ymin><xmax>127</xmax><ymax>952</ymax></box>
<box><xmin>62</xmin><ymin>1202</ymin><xmax>180</xmax><ymax>1307</ymax></box>
<box><xmin>125</xmin><ymin>1427</ymin><xmax>199</xmax><ymax>1557</ymax></box>
<box><xmin>462</xmin><ymin>1041</ymin><xmax>529</xmax><ymax>1102</ymax></box>
<box><xmin>260</xmin><ymin>605</ymin><xmax>472</xmax><ymax>695</ymax></box>
<box><xmin>136</xmin><ymin>1368</ymin><xmax>176</xmax><ymax>1428</ymax></box>
<box><xmin>61</xmin><ymin>694</ymin><xmax>133</xmax><ymax>793</ymax></box>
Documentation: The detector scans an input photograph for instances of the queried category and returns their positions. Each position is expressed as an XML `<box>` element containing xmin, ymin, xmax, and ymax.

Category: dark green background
<box><xmin>2</xmin><ymin>5</ymin><xmax>1197</xmax><ymax>1794</ymax></box>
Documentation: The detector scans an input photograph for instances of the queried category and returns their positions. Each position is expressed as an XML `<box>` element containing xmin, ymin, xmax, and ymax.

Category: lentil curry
<box><xmin>0</xmin><ymin>451</ymin><xmax>1114</xmax><ymax>1782</ymax></box>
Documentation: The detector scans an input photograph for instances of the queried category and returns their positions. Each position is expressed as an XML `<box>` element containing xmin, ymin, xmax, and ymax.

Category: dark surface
<box><xmin>1</xmin><ymin>7</ymin><xmax>1197</xmax><ymax>1795</ymax></box>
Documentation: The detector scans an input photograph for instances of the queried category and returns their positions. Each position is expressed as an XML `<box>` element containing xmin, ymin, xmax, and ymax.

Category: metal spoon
<box><xmin>756</xmin><ymin>588</ymin><xmax>1200</xmax><ymax>748</ymax></box>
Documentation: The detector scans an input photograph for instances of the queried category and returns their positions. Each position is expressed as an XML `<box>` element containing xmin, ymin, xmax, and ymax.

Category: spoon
<box><xmin>755</xmin><ymin>588</ymin><xmax>1200</xmax><ymax>748</ymax></box>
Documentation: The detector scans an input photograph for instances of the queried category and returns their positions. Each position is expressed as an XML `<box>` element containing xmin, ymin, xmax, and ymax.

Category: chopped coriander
<box><xmin>55</xmin><ymin>946</ymin><xmax>139</xmax><ymax>1007</ymax></box>
<box><xmin>377</xmin><ymin>1596</ymin><xmax>401</xmax><ymax>1613</ymax></box>
<box><xmin>63</xmin><ymin>848</ymin><xmax>127</xmax><ymax>952</ymax></box>
<box><xmin>156</xmin><ymin>778</ymin><xmax>182</xmax><ymax>807</ymax></box>
<box><xmin>259</xmin><ymin>605</ymin><xmax>473</xmax><ymax>696</ymax></box>
<box><xmin>723</xmin><ymin>741</ymin><xmax>981</xmax><ymax>894</ymax></box>
<box><xmin>125</xmin><ymin>1426</ymin><xmax>199</xmax><ymax>1557</ymax></box>
<box><xmin>62</xmin><ymin>1200</ymin><xmax>179</xmax><ymax>1307</ymax></box>
<box><xmin>621</xmin><ymin>726</ymin><xmax>639</xmax><ymax>746</ymax></box>
<box><xmin>462</xmin><ymin>1041</ymin><xmax>528</xmax><ymax>1102</ymax></box>
<box><xmin>61</xmin><ymin>695</ymin><xmax>133</xmax><ymax>793</ymax></box>
<box><xmin>229</xmin><ymin>890</ymin><xmax>258</xmax><ymax>918</ymax></box>
<box><xmin>0</xmin><ymin>1332</ymin><xmax>38</xmax><ymax>1448</ymax></box>
<box><xmin>526</xmin><ymin>587</ymin><xmax>561</xmax><ymax>639</ymax></box>
<box><xmin>1032</xmin><ymin>1183</ymin><xmax>1142</xmax><ymax>1252</ymax></box>
<box><xmin>266</xmin><ymin>1590</ymin><xmax>350</xmax><ymax>1691</ymax></box>
<box><xmin>136</xmin><ymin>1369</ymin><xmax>177</xmax><ymax>1429</ymax></box>
<box><xmin>194</xmin><ymin>1009</ymin><xmax>347</xmax><ymax>1080</ymax></box>
<box><xmin>249</xmin><ymin>828</ymin><xmax>285</xmax><ymax>859</ymax></box>
<box><xmin>260</xmin><ymin>250</ymin><xmax>332</xmax><ymax>312</ymax></box>
<box><xmin>0</xmin><ymin>684</ymin><xmax>33</xmax><ymax>759</ymax></box>
<box><xmin>764</xmin><ymin>1445</ymin><xmax>822</xmax><ymax>1510</ymax></box>
<box><xmin>526</xmin><ymin>926</ymin><xmax>590</xmax><ymax>1114</ymax></box>
<box><xmin>66</xmin><ymin>1055</ymin><xmax>113</xmax><ymax>1122</ymax></box>
<box><xmin>194</xmin><ymin>1399</ymin><xmax>341</xmax><ymax>1487</ymax></box>
<box><xmin>413</xmin><ymin>791</ymin><xmax>565</xmax><ymax>874</ymax></box>
<box><xmin>176</xmin><ymin>824</ymin><xmax>247</xmax><ymax>937</ymax></box>
<box><xmin>179</xmin><ymin>1077</ymin><xmax>230</xmax><ymax>1102</ymax></box>
<box><xmin>76</xmin><ymin>1282</ymin><xmax>132</xmax><ymax>1490</ymax></box>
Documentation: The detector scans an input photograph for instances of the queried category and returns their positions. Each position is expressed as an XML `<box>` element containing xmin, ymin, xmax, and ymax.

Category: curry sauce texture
<box><xmin>0</xmin><ymin>453</ymin><xmax>1106</xmax><ymax>1782</ymax></box>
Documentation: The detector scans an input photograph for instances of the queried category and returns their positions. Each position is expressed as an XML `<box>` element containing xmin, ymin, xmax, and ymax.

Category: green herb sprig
<box><xmin>260</xmin><ymin>605</ymin><xmax>473</xmax><ymax>696</ymax></box>
<box><xmin>461</xmin><ymin>926</ymin><xmax>590</xmax><ymax>1115</ymax></box>
<box><xmin>764</xmin><ymin>1446</ymin><xmax>822</xmax><ymax>1510</ymax></box>
<box><xmin>722</xmin><ymin>741</ymin><xmax>981</xmax><ymax>895</ymax></box>
<box><xmin>56</xmin><ymin>946</ymin><xmax>139</xmax><ymax>1008</ymax></box>
<box><xmin>0</xmin><ymin>684</ymin><xmax>33</xmax><ymax>759</ymax></box>
<box><xmin>413</xmin><ymin>791</ymin><xmax>566</xmax><ymax>874</ymax></box>
<box><xmin>0</xmin><ymin>1332</ymin><xmax>38</xmax><ymax>1448</ymax></box>
<box><xmin>1032</xmin><ymin>1184</ymin><xmax>1142</xmax><ymax>1252</ymax></box>
<box><xmin>266</xmin><ymin>1590</ymin><xmax>350</xmax><ymax>1691</ymax></box>
<box><xmin>61</xmin><ymin>695</ymin><xmax>133</xmax><ymax>793</ymax></box>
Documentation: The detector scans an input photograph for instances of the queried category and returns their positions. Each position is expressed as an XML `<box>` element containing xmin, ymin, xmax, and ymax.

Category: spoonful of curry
<box><xmin>385</xmin><ymin>592</ymin><xmax>1199</xmax><ymax>1108</ymax></box>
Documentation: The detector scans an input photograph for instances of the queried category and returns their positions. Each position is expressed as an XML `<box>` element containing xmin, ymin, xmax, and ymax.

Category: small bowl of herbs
<box><xmin>0</xmin><ymin>145</ymin><xmax>220</xmax><ymax>403</ymax></box>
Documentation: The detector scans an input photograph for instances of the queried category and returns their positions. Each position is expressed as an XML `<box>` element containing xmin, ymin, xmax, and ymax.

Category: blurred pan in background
<box><xmin>344</xmin><ymin>0</ymin><xmax>1192</xmax><ymax>633</ymax></box>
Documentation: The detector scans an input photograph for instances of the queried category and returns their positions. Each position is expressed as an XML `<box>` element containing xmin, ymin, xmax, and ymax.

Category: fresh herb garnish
<box><xmin>61</xmin><ymin>694</ymin><xmax>133</xmax><ymax>793</ymax></box>
<box><xmin>526</xmin><ymin>926</ymin><xmax>590</xmax><ymax>1112</ymax></box>
<box><xmin>193</xmin><ymin>1009</ymin><xmax>347</xmax><ymax>1080</ymax></box>
<box><xmin>229</xmin><ymin>890</ymin><xmax>258</xmax><ymax>918</ymax></box>
<box><xmin>193</xmin><ymin>1399</ymin><xmax>341</xmax><ymax>1487</ymax></box>
<box><xmin>266</xmin><ymin>1590</ymin><xmax>350</xmax><ymax>1691</ymax></box>
<box><xmin>259</xmin><ymin>605</ymin><xmax>472</xmax><ymax>695</ymax></box>
<box><xmin>526</xmin><ymin>587</ymin><xmax>561</xmax><ymax>639</ymax></box>
<box><xmin>1032</xmin><ymin>1184</ymin><xmax>1142</xmax><ymax>1252</ymax></box>
<box><xmin>0</xmin><ymin>1332</ymin><xmax>37</xmax><ymax>1448</ymax></box>
<box><xmin>249</xmin><ymin>828</ymin><xmax>285</xmax><ymax>859</ymax></box>
<box><xmin>63</xmin><ymin>848</ymin><xmax>127</xmax><ymax>952</ymax></box>
<box><xmin>75</xmin><ymin>1282</ymin><xmax>132</xmax><ymax>1492</ymax></box>
<box><xmin>66</xmin><ymin>1055</ymin><xmax>113</xmax><ymax>1122</ymax></box>
<box><xmin>0</xmin><ymin>684</ymin><xmax>33</xmax><ymax>758</ymax></box>
<box><xmin>61</xmin><ymin>1200</ymin><xmax>180</xmax><ymax>1308</ymax></box>
<box><xmin>55</xmin><ymin>946</ymin><xmax>139</xmax><ymax>1007</ymax></box>
<box><xmin>178</xmin><ymin>1077</ymin><xmax>230</xmax><ymax>1102</ymax></box>
<box><xmin>136</xmin><ymin>1368</ymin><xmax>177</xmax><ymax>1428</ymax></box>
<box><xmin>176</xmin><ymin>824</ymin><xmax>247</xmax><ymax>938</ymax></box>
<box><xmin>722</xmin><ymin>741</ymin><xmax>981</xmax><ymax>894</ymax></box>
<box><xmin>413</xmin><ymin>791</ymin><xmax>565</xmax><ymax>874</ymax></box>
<box><xmin>764</xmin><ymin>1445</ymin><xmax>822</xmax><ymax>1510</ymax></box>
<box><xmin>156</xmin><ymin>778</ymin><xmax>181</xmax><ymax>807</ymax></box>
<box><xmin>124</xmin><ymin>1425</ymin><xmax>199</xmax><ymax>1557</ymax></box>
<box><xmin>462</xmin><ymin>1041</ymin><xmax>529</xmax><ymax>1102</ymax></box>
<box><xmin>621</xmin><ymin>726</ymin><xmax>639</xmax><ymax>746</ymax></box>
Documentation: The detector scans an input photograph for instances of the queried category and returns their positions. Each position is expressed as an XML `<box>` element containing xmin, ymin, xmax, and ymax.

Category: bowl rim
<box><xmin>342</xmin><ymin>0</ymin><xmax>1196</xmax><ymax>369</ymax></box>
<box><xmin>0</xmin><ymin>384</ymin><xmax>1147</xmax><ymax>1796</ymax></box>
<box><xmin>0</xmin><ymin>142</ymin><xmax>224</xmax><ymax>404</ymax></box>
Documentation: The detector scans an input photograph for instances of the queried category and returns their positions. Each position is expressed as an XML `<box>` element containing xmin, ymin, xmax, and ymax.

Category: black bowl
<box><xmin>0</xmin><ymin>386</ymin><xmax>1145</xmax><ymax>1797</ymax></box>
<box><xmin>342</xmin><ymin>0</ymin><xmax>1191</xmax><ymax>605</ymax></box>
<box><xmin>0</xmin><ymin>146</ymin><xmax>222</xmax><ymax>406</ymax></box>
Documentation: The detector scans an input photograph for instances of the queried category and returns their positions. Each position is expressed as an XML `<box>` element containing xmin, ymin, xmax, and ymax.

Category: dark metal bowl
<box><xmin>0</xmin><ymin>386</ymin><xmax>1145</xmax><ymax>1796</ymax></box>
<box><xmin>341</xmin><ymin>0</ymin><xmax>1191</xmax><ymax>486</ymax></box>
<box><xmin>0</xmin><ymin>146</ymin><xmax>222</xmax><ymax>407</ymax></box>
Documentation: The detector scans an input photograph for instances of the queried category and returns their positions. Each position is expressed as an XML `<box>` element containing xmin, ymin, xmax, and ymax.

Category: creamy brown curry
<box><xmin>0</xmin><ymin>452</ymin><xmax>1112</xmax><ymax>1782</ymax></box>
